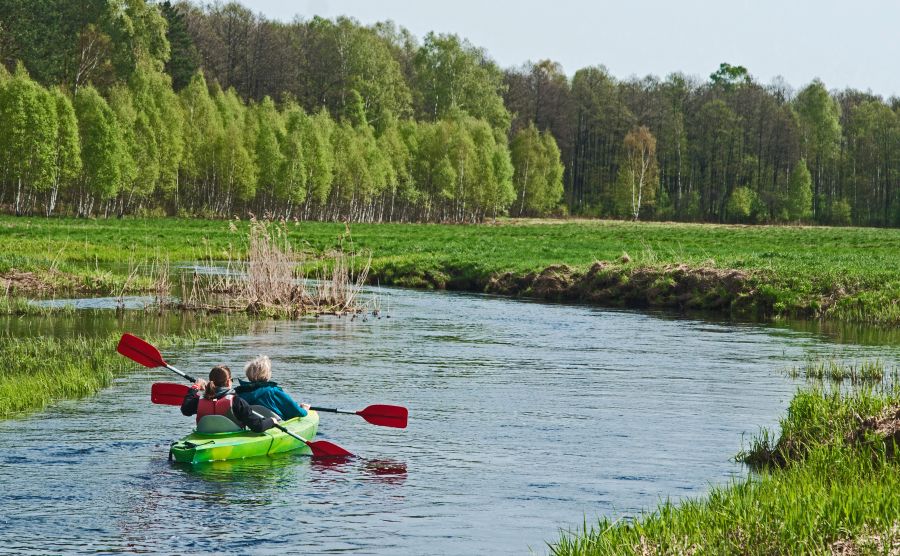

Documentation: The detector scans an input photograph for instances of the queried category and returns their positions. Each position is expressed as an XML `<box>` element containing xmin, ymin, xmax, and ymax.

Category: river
<box><xmin>1</xmin><ymin>287</ymin><xmax>898</xmax><ymax>554</ymax></box>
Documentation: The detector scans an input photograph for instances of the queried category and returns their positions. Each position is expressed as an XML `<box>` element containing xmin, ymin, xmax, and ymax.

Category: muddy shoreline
<box><xmin>369</xmin><ymin>260</ymin><xmax>835</xmax><ymax>322</ymax></box>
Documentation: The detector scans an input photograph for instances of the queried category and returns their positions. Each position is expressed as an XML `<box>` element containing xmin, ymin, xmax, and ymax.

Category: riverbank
<box><xmin>1</xmin><ymin>216</ymin><xmax>898</xmax><ymax>324</ymax></box>
<box><xmin>0</xmin><ymin>317</ymin><xmax>243</xmax><ymax>419</ymax></box>
<box><xmin>552</xmin><ymin>384</ymin><xmax>900</xmax><ymax>555</ymax></box>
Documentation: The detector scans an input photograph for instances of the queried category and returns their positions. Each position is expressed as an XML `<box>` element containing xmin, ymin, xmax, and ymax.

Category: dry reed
<box><xmin>168</xmin><ymin>219</ymin><xmax>371</xmax><ymax>317</ymax></box>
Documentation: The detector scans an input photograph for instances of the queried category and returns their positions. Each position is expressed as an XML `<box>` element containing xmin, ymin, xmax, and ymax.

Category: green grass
<box><xmin>784</xmin><ymin>357</ymin><xmax>894</xmax><ymax>385</ymax></box>
<box><xmin>1</xmin><ymin>216</ymin><xmax>899</xmax><ymax>323</ymax></box>
<box><xmin>0</xmin><ymin>322</ymin><xmax>243</xmax><ymax>419</ymax></box>
<box><xmin>553</xmin><ymin>386</ymin><xmax>900</xmax><ymax>555</ymax></box>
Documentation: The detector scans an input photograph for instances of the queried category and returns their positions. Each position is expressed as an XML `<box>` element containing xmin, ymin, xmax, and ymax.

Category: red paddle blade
<box><xmin>117</xmin><ymin>333</ymin><xmax>166</xmax><ymax>368</ymax></box>
<box><xmin>357</xmin><ymin>405</ymin><xmax>408</xmax><ymax>429</ymax></box>
<box><xmin>307</xmin><ymin>440</ymin><xmax>354</xmax><ymax>458</ymax></box>
<box><xmin>151</xmin><ymin>382</ymin><xmax>191</xmax><ymax>406</ymax></box>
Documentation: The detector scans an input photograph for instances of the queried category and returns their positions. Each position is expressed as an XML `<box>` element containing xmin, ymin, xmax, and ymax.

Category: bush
<box><xmin>726</xmin><ymin>186</ymin><xmax>759</xmax><ymax>223</ymax></box>
<box><xmin>830</xmin><ymin>200</ymin><xmax>853</xmax><ymax>226</ymax></box>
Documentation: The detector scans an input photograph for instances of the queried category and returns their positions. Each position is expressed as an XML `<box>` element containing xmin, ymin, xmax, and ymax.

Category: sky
<box><xmin>237</xmin><ymin>0</ymin><xmax>900</xmax><ymax>98</ymax></box>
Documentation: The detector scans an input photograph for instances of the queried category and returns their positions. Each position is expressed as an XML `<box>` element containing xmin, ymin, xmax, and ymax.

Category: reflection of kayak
<box><xmin>169</xmin><ymin>411</ymin><xmax>319</xmax><ymax>464</ymax></box>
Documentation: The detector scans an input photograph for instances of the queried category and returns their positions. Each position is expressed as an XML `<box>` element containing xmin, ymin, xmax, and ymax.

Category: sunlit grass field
<box><xmin>1</xmin><ymin>215</ymin><xmax>898</xmax><ymax>323</ymax></box>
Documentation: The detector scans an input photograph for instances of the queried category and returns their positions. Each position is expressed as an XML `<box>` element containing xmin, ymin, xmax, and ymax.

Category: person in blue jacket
<box><xmin>234</xmin><ymin>355</ymin><xmax>310</xmax><ymax>420</ymax></box>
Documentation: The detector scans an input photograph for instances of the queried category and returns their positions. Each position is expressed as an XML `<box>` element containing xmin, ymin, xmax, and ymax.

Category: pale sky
<box><xmin>239</xmin><ymin>0</ymin><xmax>900</xmax><ymax>98</ymax></box>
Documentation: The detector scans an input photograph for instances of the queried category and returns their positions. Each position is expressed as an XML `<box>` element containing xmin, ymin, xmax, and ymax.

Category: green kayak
<box><xmin>169</xmin><ymin>410</ymin><xmax>319</xmax><ymax>464</ymax></box>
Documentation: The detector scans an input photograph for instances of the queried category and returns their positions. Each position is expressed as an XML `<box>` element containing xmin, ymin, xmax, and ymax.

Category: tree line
<box><xmin>507</xmin><ymin>61</ymin><xmax>898</xmax><ymax>226</ymax></box>
<box><xmin>1</xmin><ymin>1</ymin><xmax>897</xmax><ymax>226</ymax></box>
<box><xmin>0</xmin><ymin>0</ymin><xmax>561</xmax><ymax>221</ymax></box>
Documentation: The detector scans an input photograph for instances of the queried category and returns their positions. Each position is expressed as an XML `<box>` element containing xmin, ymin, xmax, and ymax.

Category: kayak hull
<box><xmin>169</xmin><ymin>411</ymin><xmax>319</xmax><ymax>464</ymax></box>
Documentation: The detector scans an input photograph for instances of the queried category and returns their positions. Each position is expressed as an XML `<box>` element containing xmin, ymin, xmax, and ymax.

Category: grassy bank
<box><xmin>0</xmin><ymin>320</ymin><xmax>242</xmax><ymax>419</ymax></box>
<box><xmin>1</xmin><ymin>216</ymin><xmax>898</xmax><ymax>323</ymax></box>
<box><xmin>553</xmin><ymin>385</ymin><xmax>900</xmax><ymax>555</ymax></box>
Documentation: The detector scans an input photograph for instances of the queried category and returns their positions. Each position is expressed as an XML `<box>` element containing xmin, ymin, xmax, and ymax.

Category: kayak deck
<box><xmin>169</xmin><ymin>410</ymin><xmax>319</xmax><ymax>464</ymax></box>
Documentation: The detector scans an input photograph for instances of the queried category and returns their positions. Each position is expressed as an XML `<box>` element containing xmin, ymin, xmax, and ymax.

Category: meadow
<box><xmin>2</xmin><ymin>215</ymin><xmax>898</xmax><ymax>324</ymax></box>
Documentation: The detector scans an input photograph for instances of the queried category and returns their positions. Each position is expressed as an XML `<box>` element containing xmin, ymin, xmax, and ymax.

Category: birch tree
<box><xmin>616</xmin><ymin>126</ymin><xmax>659</xmax><ymax>220</ymax></box>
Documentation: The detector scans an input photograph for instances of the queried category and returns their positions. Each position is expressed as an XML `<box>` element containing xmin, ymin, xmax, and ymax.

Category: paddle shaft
<box><xmin>164</xmin><ymin>363</ymin><xmax>196</xmax><ymax>384</ymax></box>
<box><xmin>311</xmin><ymin>406</ymin><xmax>360</xmax><ymax>415</ymax></box>
<box><xmin>252</xmin><ymin>410</ymin><xmax>309</xmax><ymax>445</ymax></box>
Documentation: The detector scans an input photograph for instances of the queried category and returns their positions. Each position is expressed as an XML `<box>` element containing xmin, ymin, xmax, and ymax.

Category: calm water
<box><xmin>2</xmin><ymin>288</ymin><xmax>898</xmax><ymax>554</ymax></box>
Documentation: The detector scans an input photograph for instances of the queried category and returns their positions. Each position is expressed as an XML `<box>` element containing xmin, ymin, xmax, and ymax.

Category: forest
<box><xmin>0</xmin><ymin>0</ymin><xmax>897</xmax><ymax>226</ymax></box>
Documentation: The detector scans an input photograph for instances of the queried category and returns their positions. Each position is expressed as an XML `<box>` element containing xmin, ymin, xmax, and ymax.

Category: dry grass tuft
<box><xmin>171</xmin><ymin>219</ymin><xmax>371</xmax><ymax>317</ymax></box>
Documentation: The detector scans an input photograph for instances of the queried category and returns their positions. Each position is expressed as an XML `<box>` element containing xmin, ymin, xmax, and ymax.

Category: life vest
<box><xmin>196</xmin><ymin>394</ymin><xmax>238</xmax><ymax>425</ymax></box>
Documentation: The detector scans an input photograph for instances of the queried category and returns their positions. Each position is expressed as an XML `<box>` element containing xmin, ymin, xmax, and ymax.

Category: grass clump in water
<box><xmin>0</xmin><ymin>327</ymin><xmax>233</xmax><ymax>420</ymax></box>
<box><xmin>0</xmin><ymin>335</ymin><xmax>133</xmax><ymax>419</ymax></box>
<box><xmin>553</xmin><ymin>386</ymin><xmax>900</xmax><ymax>555</ymax></box>
<box><xmin>785</xmin><ymin>357</ymin><xmax>892</xmax><ymax>384</ymax></box>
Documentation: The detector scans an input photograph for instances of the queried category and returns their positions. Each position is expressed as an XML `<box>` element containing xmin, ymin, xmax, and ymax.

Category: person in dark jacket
<box><xmin>234</xmin><ymin>355</ymin><xmax>310</xmax><ymax>420</ymax></box>
<box><xmin>181</xmin><ymin>365</ymin><xmax>278</xmax><ymax>433</ymax></box>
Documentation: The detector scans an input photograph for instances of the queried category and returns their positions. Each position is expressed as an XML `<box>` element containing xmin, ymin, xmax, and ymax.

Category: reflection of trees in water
<box><xmin>777</xmin><ymin>318</ymin><xmax>900</xmax><ymax>346</ymax></box>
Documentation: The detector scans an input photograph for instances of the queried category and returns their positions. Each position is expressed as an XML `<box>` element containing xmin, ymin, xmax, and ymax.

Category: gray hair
<box><xmin>245</xmin><ymin>355</ymin><xmax>272</xmax><ymax>382</ymax></box>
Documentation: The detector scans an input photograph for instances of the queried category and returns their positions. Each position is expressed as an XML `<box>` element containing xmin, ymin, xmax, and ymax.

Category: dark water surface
<box><xmin>2</xmin><ymin>288</ymin><xmax>898</xmax><ymax>554</ymax></box>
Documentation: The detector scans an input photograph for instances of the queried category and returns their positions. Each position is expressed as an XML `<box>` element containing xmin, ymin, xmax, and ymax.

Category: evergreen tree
<box><xmin>159</xmin><ymin>1</ymin><xmax>199</xmax><ymax>90</ymax></box>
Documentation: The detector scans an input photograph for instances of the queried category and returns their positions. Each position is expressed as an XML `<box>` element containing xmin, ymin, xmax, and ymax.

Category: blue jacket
<box><xmin>234</xmin><ymin>380</ymin><xmax>308</xmax><ymax>420</ymax></box>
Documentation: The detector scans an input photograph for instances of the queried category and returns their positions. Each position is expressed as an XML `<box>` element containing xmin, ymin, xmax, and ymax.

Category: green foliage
<box><xmin>253</xmin><ymin>96</ymin><xmax>285</xmax><ymax>205</ymax></box>
<box><xmin>510</xmin><ymin>124</ymin><xmax>564</xmax><ymax>216</ymax></box>
<box><xmin>709</xmin><ymin>61</ymin><xmax>750</xmax><ymax>90</ymax></box>
<box><xmin>829</xmin><ymin>199</ymin><xmax>853</xmax><ymax>226</ymax></box>
<box><xmin>277</xmin><ymin>102</ymin><xmax>309</xmax><ymax>205</ymax></box>
<box><xmin>784</xmin><ymin>160</ymin><xmax>813</xmax><ymax>221</ymax></box>
<box><xmin>0</xmin><ymin>4</ymin><xmax>899</xmax><ymax>227</ymax></box>
<box><xmin>0</xmin><ymin>64</ymin><xmax>57</xmax><ymax>212</ymax></box>
<box><xmin>725</xmin><ymin>186</ymin><xmax>758</xmax><ymax>223</ymax></box>
<box><xmin>74</xmin><ymin>85</ymin><xmax>124</xmax><ymax>204</ymax></box>
<box><xmin>302</xmin><ymin>16</ymin><xmax>412</xmax><ymax>125</ymax></box>
<box><xmin>613</xmin><ymin>126</ymin><xmax>659</xmax><ymax>220</ymax></box>
<box><xmin>414</xmin><ymin>33</ymin><xmax>510</xmax><ymax>131</ymax></box>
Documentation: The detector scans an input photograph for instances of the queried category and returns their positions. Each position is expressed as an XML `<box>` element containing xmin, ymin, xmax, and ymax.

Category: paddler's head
<box><xmin>245</xmin><ymin>355</ymin><xmax>272</xmax><ymax>383</ymax></box>
<box><xmin>204</xmin><ymin>365</ymin><xmax>232</xmax><ymax>398</ymax></box>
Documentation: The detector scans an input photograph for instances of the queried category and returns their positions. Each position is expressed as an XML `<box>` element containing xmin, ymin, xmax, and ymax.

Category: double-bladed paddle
<box><xmin>117</xmin><ymin>333</ymin><xmax>353</xmax><ymax>458</ymax></box>
<box><xmin>150</xmin><ymin>382</ymin><xmax>408</xmax><ymax>428</ymax></box>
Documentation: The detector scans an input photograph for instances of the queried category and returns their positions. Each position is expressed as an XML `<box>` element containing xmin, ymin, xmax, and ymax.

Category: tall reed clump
<box><xmin>177</xmin><ymin>219</ymin><xmax>371</xmax><ymax>317</ymax></box>
<box><xmin>552</xmin><ymin>386</ymin><xmax>900</xmax><ymax>555</ymax></box>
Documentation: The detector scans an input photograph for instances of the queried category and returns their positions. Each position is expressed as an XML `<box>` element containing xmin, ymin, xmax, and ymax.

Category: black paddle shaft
<box><xmin>310</xmin><ymin>406</ymin><xmax>355</xmax><ymax>415</ymax></box>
